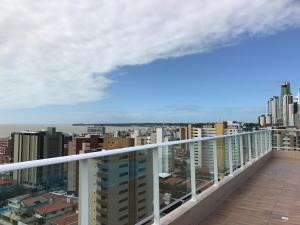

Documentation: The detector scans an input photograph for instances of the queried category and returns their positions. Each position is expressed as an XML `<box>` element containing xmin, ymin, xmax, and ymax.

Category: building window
<box><xmin>138</xmin><ymin>183</ymin><xmax>146</xmax><ymax>188</ymax></box>
<box><xmin>119</xmin><ymin>181</ymin><xmax>128</xmax><ymax>186</ymax></box>
<box><xmin>138</xmin><ymin>175</ymin><xmax>146</xmax><ymax>180</ymax></box>
<box><xmin>119</xmin><ymin>172</ymin><xmax>128</xmax><ymax>177</ymax></box>
<box><xmin>119</xmin><ymin>163</ymin><xmax>128</xmax><ymax>168</ymax></box>
<box><xmin>138</xmin><ymin>190</ymin><xmax>146</xmax><ymax>195</ymax></box>
<box><xmin>138</xmin><ymin>198</ymin><xmax>146</xmax><ymax>204</ymax></box>
<box><xmin>138</xmin><ymin>206</ymin><xmax>146</xmax><ymax>212</ymax></box>
<box><xmin>119</xmin><ymin>215</ymin><xmax>128</xmax><ymax>221</ymax></box>
<box><xmin>138</xmin><ymin>168</ymin><xmax>146</xmax><ymax>172</ymax></box>
<box><xmin>119</xmin><ymin>197</ymin><xmax>128</xmax><ymax>203</ymax></box>
<box><xmin>119</xmin><ymin>189</ymin><xmax>128</xmax><ymax>194</ymax></box>
<box><xmin>119</xmin><ymin>206</ymin><xmax>128</xmax><ymax>212</ymax></box>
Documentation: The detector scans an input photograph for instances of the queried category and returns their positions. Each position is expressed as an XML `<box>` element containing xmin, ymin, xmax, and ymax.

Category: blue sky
<box><xmin>1</xmin><ymin>27</ymin><xmax>300</xmax><ymax>124</ymax></box>
<box><xmin>1</xmin><ymin>1</ymin><xmax>300</xmax><ymax>124</ymax></box>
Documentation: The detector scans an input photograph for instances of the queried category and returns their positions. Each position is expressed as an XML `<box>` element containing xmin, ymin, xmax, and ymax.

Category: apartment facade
<box><xmin>12</xmin><ymin>128</ymin><xmax>64</xmax><ymax>186</ymax></box>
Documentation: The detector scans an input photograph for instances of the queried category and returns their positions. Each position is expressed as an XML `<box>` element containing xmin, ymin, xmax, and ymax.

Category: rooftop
<box><xmin>34</xmin><ymin>202</ymin><xmax>73</xmax><ymax>215</ymax></box>
<box><xmin>199</xmin><ymin>157</ymin><xmax>300</xmax><ymax>225</ymax></box>
<box><xmin>0</xmin><ymin>179</ymin><xmax>15</xmax><ymax>186</ymax></box>
<box><xmin>22</xmin><ymin>193</ymin><xmax>65</xmax><ymax>207</ymax></box>
<box><xmin>51</xmin><ymin>213</ymin><xmax>78</xmax><ymax>225</ymax></box>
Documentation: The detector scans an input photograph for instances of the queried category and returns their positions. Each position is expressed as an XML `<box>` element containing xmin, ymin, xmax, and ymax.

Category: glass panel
<box><xmin>194</xmin><ymin>140</ymin><xmax>214</xmax><ymax>194</ymax></box>
<box><xmin>231</xmin><ymin>136</ymin><xmax>241</xmax><ymax>171</ymax></box>
<box><xmin>217</xmin><ymin>137</ymin><xmax>229</xmax><ymax>180</ymax></box>
<box><xmin>251</xmin><ymin>133</ymin><xmax>257</xmax><ymax>159</ymax></box>
<box><xmin>158</xmin><ymin>143</ymin><xmax>191</xmax><ymax>216</ymax></box>
<box><xmin>91</xmin><ymin>149</ymin><xmax>154</xmax><ymax>225</ymax></box>
<box><xmin>0</xmin><ymin>162</ymin><xmax>78</xmax><ymax>225</ymax></box>
<box><xmin>242</xmin><ymin>135</ymin><xmax>250</xmax><ymax>164</ymax></box>
<box><xmin>258</xmin><ymin>133</ymin><xmax>263</xmax><ymax>154</ymax></box>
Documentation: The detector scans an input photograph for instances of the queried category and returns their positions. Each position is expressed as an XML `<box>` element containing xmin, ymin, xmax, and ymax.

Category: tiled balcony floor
<box><xmin>199</xmin><ymin>158</ymin><xmax>300</xmax><ymax>225</ymax></box>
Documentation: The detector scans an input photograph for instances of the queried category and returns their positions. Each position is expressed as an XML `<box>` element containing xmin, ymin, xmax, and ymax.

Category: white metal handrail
<box><xmin>0</xmin><ymin>130</ymin><xmax>267</xmax><ymax>173</ymax></box>
<box><xmin>272</xmin><ymin>128</ymin><xmax>300</xmax><ymax>132</ymax></box>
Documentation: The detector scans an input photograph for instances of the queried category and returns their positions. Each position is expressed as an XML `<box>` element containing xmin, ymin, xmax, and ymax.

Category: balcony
<box><xmin>197</xmin><ymin>157</ymin><xmax>300</xmax><ymax>225</ymax></box>
<box><xmin>0</xmin><ymin>129</ymin><xmax>299</xmax><ymax>225</ymax></box>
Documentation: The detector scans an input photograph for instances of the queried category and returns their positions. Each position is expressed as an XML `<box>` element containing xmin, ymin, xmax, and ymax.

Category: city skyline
<box><xmin>259</xmin><ymin>80</ymin><xmax>300</xmax><ymax>128</ymax></box>
<box><xmin>1</xmin><ymin>1</ymin><xmax>300</xmax><ymax>123</ymax></box>
<box><xmin>1</xmin><ymin>1</ymin><xmax>300</xmax><ymax>225</ymax></box>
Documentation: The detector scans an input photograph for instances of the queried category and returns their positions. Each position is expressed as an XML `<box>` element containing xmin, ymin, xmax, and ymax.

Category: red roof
<box><xmin>0</xmin><ymin>179</ymin><xmax>15</xmax><ymax>186</ymax></box>
<box><xmin>51</xmin><ymin>213</ymin><xmax>78</xmax><ymax>225</ymax></box>
<box><xmin>34</xmin><ymin>202</ymin><xmax>73</xmax><ymax>215</ymax></box>
<box><xmin>161</xmin><ymin>177</ymin><xmax>185</xmax><ymax>185</ymax></box>
<box><xmin>22</xmin><ymin>193</ymin><xmax>65</xmax><ymax>207</ymax></box>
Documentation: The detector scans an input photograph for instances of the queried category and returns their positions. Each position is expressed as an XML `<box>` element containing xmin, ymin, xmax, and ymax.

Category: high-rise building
<box><xmin>268</xmin><ymin>98</ymin><xmax>272</xmax><ymax>116</ymax></box>
<box><xmin>258</xmin><ymin>115</ymin><xmax>266</xmax><ymax>127</ymax></box>
<box><xmin>268</xmin><ymin>96</ymin><xmax>279</xmax><ymax>125</ymax></box>
<box><xmin>155</xmin><ymin>128</ymin><xmax>174</xmax><ymax>175</ymax></box>
<box><xmin>185</xmin><ymin>125</ymin><xmax>202</xmax><ymax>167</ymax></box>
<box><xmin>288</xmin><ymin>103</ymin><xmax>295</xmax><ymax>127</ymax></box>
<box><xmin>296</xmin><ymin>115</ymin><xmax>300</xmax><ymax>129</ymax></box>
<box><xmin>298</xmin><ymin>87</ymin><xmax>300</xmax><ymax>106</ymax></box>
<box><xmin>180</xmin><ymin>127</ymin><xmax>188</xmax><ymax>140</ymax></box>
<box><xmin>12</xmin><ymin>127</ymin><xmax>64</xmax><ymax>186</ymax></box>
<box><xmin>281</xmin><ymin>81</ymin><xmax>291</xmax><ymax>96</ymax></box>
<box><xmin>200</xmin><ymin>123</ymin><xmax>241</xmax><ymax>176</ymax></box>
<box><xmin>0</xmin><ymin>138</ymin><xmax>8</xmax><ymax>156</ymax></box>
<box><xmin>296</xmin><ymin>88</ymin><xmax>300</xmax><ymax>128</ymax></box>
<box><xmin>263</xmin><ymin>82</ymin><xmax>300</xmax><ymax>127</ymax></box>
<box><xmin>83</xmin><ymin>138</ymin><xmax>153</xmax><ymax>225</ymax></box>
<box><xmin>0</xmin><ymin>138</ymin><xmax>11</xmax><ymax>164</ymax></box>
<box><xmin>67</xmin><ymin>134</ymin><xmax>103</xmax><ymax>195</ymax></box>
<box><xmin>265</xmin><ymin>115</ymin><xmax>272</xmax><ymax>126</ymax></box>
<box><xmin>282</xmin><ymin>95</ymin><xmax>293</xmax><ymax>126</ymax></box>
<box><xmin>279</xmin><ymin>81</ymin><xmax>292</xmax><ymax>125</ymax></box>
<box><xmin>215</xmin><ymin>123</ymin><xmax>225</xmax><ymax>171</ymax></box>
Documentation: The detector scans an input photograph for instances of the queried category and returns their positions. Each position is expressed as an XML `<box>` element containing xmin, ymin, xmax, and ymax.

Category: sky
<box><xmin>0</xmin><ymin>0</ymin><xmax>300</xmax><ymax>124</ymax></box>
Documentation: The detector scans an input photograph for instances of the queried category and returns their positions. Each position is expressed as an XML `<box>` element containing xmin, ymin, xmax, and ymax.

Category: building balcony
<box><xmin>0</xmin><ymin>129</ymin><xmax>300</xmax><ymax>225</ymax></box>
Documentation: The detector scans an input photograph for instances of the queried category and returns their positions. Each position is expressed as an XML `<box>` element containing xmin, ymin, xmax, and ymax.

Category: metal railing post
<box><xmin>264</xmin><ymin>131</ymin><xmax>268</xmax><ymax>154</ymax></box>
<box><xmin>79</xmin><ymin>159</ymin><xmax>89</xmax><ymax>225</ymax></box>
<box><xmin>240</xmin><ymin>136</ymin><xmax>244</xmax><ymax>168</ymax></box>
<box><xmin>255</xmin><ymin>133</ymin><xmax>258</xmax><ymax>159</ymax></box>
<box><xmin>213</xmin><ymin>140</ymin><xmax>218</xmax><ymax>185</ymax></box>
<box><xmin>269</xmin><ymin>131</ymin><xmax>272</xmax><ymax>151</ymax></box>
<box><xmin>228</xmin><ymin>137</ymin><xmax>233</xmax><ymax>176</ymax></box>
<box><xmin>260</xmin><ymin>132</ymin><xmax>263</xmax><ymax>156</ymax></box>
<box><xmin>152</xmin><ymin>148</ymin><xmax>160</xmax><ymax>225</ymax></box>
<box><xmin>248</xmin><ymin>134</ymin><xmax>252</xmax><ymax>162</ymax></box>
<box><xmin>189</xmin><ymin>143</ymin><xmax>197</xmax><ymax>201</ymax></box>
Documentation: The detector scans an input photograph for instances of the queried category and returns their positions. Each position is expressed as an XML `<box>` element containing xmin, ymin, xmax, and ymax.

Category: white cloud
<box><xmin>0</xmin><ymin>0</ymin><xmax>299</xmax><ymax>108</ymax></box>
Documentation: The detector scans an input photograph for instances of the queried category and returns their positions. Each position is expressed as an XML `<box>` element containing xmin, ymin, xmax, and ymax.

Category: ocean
<box><xmin>0</xmin><ymin>124</ymin><xmax>152</xmax><ymax>138</ymax></box>
<box><xmin>0</xmin><ymin>124</ymin><xmax>88</xmax><ymax>138</ymax></box>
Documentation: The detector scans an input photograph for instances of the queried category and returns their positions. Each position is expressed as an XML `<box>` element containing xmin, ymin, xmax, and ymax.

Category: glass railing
<box><xmin>272</xmin><ymin>129</ymin><xmax>300</xmax><ymax>151</ymax></box>
<box><xmin>0</xmin><ymin>130</ymin><xmax>272</xmax><ymax>225</ymax></box>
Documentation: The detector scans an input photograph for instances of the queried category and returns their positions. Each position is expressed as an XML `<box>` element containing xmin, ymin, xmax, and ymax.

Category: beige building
<box><xmin>78</xmin><ymin>137</ymin><xmax>152</xmax><ymax>225</ymax></box>
<box><xmin>103</xmin><ymin>137</ymin><xmax>134</xmax><ymax>150</ymax></box>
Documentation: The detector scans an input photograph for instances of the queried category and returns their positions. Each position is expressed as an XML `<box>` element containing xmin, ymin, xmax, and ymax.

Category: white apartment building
<box><xmin>187</xmin><ymin>125</ymin><xmax>202</xmax><ymax>167</ymax></box>
<box><xmin>283</xmin><ymin>95</ymin><xmax>293</xmax><ymax>126</ymax></box>
<box><xmin>155</xmin><ymin>128</ymin><xmax>174</xmax><ymax>175</ymax></box>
